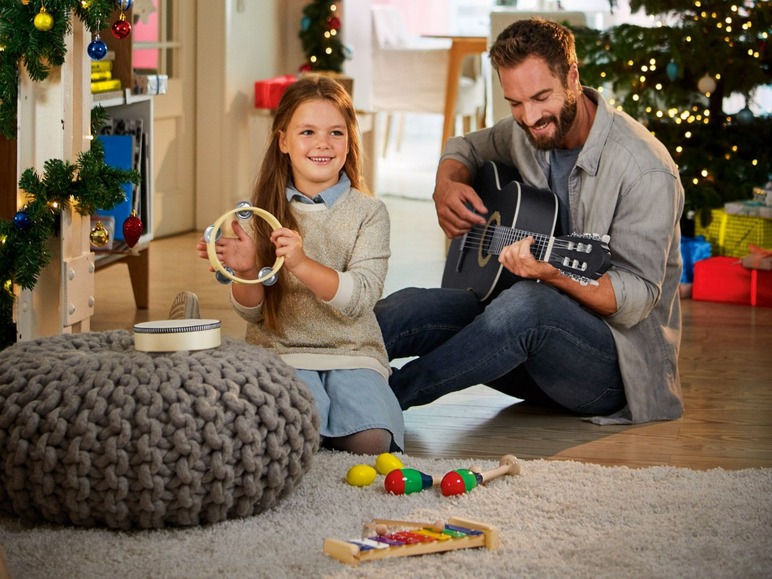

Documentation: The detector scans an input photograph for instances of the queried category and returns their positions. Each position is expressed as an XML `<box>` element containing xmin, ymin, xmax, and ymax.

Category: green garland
<box><xmin>0</xmin><ymin>108</ymin><xmax>140</xmax><ymax>349</ymax></box>
<box><xmin>0</xmin><ymin>1</ymin><xmax>140</xmax><ymax>349</ymax></box>
<box><xmin>0</xmin><ymin>0</ymin><xmax>118</xmax><ymax>139</ymax></box>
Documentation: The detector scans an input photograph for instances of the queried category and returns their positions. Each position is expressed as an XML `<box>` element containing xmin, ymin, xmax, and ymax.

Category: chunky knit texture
<box><xmin>0</xmin><ymin>331</ymin><xmax>320</xmax><ymax>529</ymax></box>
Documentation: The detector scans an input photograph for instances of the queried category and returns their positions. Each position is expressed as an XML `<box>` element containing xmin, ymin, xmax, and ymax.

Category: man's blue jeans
<box><xmin>375</xmin><ymin>282</ymin><xmax>625</xmax><ymax>415</ymax></box>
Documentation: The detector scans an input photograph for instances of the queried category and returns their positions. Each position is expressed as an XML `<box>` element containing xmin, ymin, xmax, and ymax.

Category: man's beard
<box><xmin>519</xmin><ymin>90</ymin><xmax>578</xmax><ymax>151</ymax></box>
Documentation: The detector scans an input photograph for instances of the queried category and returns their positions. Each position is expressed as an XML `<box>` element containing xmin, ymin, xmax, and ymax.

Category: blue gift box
<box><xmin>680</xmin><ymin>235</ymin><xmax>712</xmax><ymax>283</ymax></box>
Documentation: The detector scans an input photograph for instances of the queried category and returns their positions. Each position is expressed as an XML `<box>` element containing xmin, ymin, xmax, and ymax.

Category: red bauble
<box><xmin>123</xmin><ymin>211</ymin><xmax>143</xmax><ymax>248</ymax></box>
<box><xmin>327</xmin><ymin>16</ymin><xmax>341</xmax><ymax>30</ymax></box>
<box><xmin>111</xmin><ymin>18</ymin><xmax>132</xmax><ymax>40</ymax></box>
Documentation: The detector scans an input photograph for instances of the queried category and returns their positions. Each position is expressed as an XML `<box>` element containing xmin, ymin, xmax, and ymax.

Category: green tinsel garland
<box><xmin>0</xmin><ymin>107</ymin><xmax>140</xmax><ymax>349</ymax></box>
<box><xmin>0</xmin><ymin>0</ymin><xmax>140</xmax><ymax>348</ymax></box>
<box><xmin>0</xmin><ymin>0</ymin><xmax>118</xmax><ymax>139</ymax></box>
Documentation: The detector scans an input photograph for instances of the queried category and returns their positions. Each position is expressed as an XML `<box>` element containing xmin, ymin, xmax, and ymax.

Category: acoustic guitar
<box><xmin>441</xmin><ymin>161</ymin><xmax>611</xmax><ymax>301</ymax></box>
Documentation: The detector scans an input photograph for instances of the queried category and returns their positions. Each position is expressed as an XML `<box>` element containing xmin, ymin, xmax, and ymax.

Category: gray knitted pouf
<box><xmin>0</xmin><ymin>331</ymin><xmax>320</xmax><ymax>529</ymax></box>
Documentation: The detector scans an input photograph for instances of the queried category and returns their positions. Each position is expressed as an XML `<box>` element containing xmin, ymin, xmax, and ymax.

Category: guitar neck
<box><xmin>487</xmin><ymin>226</ymin><xmax>553</xmax><ymax>261</ymax></box>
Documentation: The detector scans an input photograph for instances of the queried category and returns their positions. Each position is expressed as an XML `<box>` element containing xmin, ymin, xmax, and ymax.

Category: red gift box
<box><xmin>692</xmin><ymin>256</ymin><xmax>772</xmax><ymax>307</ymax></box>
<box><xmin>254</xmin><ymin>74</ymin><xmax>296</xmax><ymax>109</ymax></box>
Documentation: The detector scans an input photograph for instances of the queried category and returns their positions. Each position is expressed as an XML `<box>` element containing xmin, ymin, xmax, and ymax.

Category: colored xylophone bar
<box><xmin>323</xmin><ymin>517</ymin><xmax>499</xmax><ymax>565</ymax></box>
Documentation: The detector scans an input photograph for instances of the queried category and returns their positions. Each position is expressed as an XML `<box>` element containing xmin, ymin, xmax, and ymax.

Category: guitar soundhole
<box><xmin>477</xmin><ymin>212</ymin><xmax>501</xmax><ymax>268</ymax></box>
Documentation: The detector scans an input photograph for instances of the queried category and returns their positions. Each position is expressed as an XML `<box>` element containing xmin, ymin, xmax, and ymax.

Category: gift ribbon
<box><xmin>744</xmin><ymin>245</ymin><xmax>772</xmax><ymax>307</ymax></box>
<box><xmin>745</xmin><ymin>244</ymin><xmax>772</xmax><ymax>269</ymax></box>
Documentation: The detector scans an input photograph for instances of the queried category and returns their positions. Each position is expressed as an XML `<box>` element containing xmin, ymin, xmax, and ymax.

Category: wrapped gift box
<box><xmin>692</xmin><ymin>256</ymin><xmax>772</xmax><ymax>307</ymax></box>
<box><xmin>133</xmin><ymin>72</ymin><xmax>168</xmax><ymax>95</ymax></box>
<box><xmin>695</xmin><ymin>209</ymin><xmax>772</xmax><ymax>258</ymax></box>
<box><xmin>254</xmin><ymin>74</ymin><xmax>297</xmax><ymax>109</ymax></box>
<box><xmin>680</xmin><ymin>235</ymin><xmax>712</xmax><ymax>283</ymax></box>
<box><xmin>724</xmin><ymin>200</ymin><xmax>772</xmax><ymax>219</ymax></box>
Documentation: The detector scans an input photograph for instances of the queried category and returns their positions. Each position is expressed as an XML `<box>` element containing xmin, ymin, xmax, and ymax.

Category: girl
<box><xmin>197</xmin><ymin>75</ymin><xmax>403</xmax><ymax>455</ymax></box>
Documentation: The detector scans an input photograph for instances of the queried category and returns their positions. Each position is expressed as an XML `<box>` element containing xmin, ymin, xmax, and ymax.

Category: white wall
<box><xmin>195</xmin><ymin>0</ymin><xmax>284</xmax><ymax>229</ymax></box>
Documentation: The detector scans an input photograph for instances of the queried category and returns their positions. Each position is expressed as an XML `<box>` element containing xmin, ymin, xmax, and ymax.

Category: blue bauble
<box><xmin>736</xmin><ymin>107</ymin><xmax>754</xmax><ymax>124</ymax></box>
<box><xmin>301</xmin><ymin>16</ymin><xmax>311</xmax><ymax>32</ymax></box>
<box><xmin>666</xmin><ymin>61</ymin><xmax>678</xmax><ymax>82</ymax></box>
<box><xmin>87</xmin><ymin>37</ymin><xmax>108</xmax><ymax>61</ymax></box>
<box><xmin>343</xmin><ymin>43</ymin><xmax>354</xmax><ymax>60</ymax></box>
<box><xmin>116</xmin><ymin>0</ymin><xmax>133</xmax><ymax>10</ymax></box>
<box><xmin>13</xmin><ymin>210</ymin><xmax>31</xmax><ymax>232</ymax></box>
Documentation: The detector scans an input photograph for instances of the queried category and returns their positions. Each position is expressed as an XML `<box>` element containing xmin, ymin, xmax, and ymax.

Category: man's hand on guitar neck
<box><xmin>433</xmin><ymin>159</ymin><xmax>488</xmax><ymax>238</ymax></box>
<box><xmin>499</xmin><ymin>237</ymin><xmax>618</xmax><ymax>317</ymax></box>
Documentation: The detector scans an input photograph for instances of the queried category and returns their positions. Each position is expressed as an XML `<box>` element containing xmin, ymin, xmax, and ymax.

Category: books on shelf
<box><xmin>91</xmin><ymin>79</ymin><xmax>122</xmax><ymax>94</ymax></box>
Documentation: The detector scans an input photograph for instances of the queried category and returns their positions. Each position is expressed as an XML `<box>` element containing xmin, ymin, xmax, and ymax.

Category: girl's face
<box><xmin>279</xmin><ymin>98</ymin><xmax>349</xmax><ymax>198</ymax></box>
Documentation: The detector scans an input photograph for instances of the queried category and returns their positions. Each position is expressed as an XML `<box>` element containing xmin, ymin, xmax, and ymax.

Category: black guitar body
<box><xmin>442</xmin><ymin>161</ymin><xmax>559</xmax><ymax>302</ymax></box>
<box><xmin>442</xmin><ymin>161</ymin><xmax>611</xmax><ymax>300</ymax></box>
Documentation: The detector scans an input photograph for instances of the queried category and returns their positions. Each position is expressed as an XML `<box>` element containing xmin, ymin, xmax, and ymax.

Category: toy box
<box><xmin>692</xmin><ymin>256</ymin><xmax>772</xmax><ymax>307</ymax></box>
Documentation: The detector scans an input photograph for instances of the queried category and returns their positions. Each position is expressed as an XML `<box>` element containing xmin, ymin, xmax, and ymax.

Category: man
<box><xmin>375</xmin><ymin>18</ymin><xmax>684</xmax><ymax>424</ymax></box>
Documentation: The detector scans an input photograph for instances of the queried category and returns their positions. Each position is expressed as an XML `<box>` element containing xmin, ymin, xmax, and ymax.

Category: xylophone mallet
<box><xmin>384</xmin><ymin>468</ymin><xmax>438</xmax><ymax>495</ymax></box>
<box><xmin>440</xmin><ymin>454</ymin><xmax>521</xmax><ymax>497</ymax></box>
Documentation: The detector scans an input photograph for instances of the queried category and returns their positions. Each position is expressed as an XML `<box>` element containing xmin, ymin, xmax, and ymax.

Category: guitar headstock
<box><xmin>547</xmin><ymin>233</ymin><xmax>611</xmax><ymax>286</ymax></box>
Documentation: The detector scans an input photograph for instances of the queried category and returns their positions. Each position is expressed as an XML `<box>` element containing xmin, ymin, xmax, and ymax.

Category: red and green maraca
<box><xmin>440</xmin><ymin>454</ymin><xmax>521</xmax><ymax>496</ymax></box>
<box><xmin>384</xmin><ymin>467</ymin><xmax>439</xmax><ymax>495</ymax></box>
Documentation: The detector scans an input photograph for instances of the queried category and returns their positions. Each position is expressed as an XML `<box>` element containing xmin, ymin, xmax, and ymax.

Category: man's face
<box><xmin>500</xmin><ymin>56</ymin><xmax>578</xmax><ymax>150</ymax></box>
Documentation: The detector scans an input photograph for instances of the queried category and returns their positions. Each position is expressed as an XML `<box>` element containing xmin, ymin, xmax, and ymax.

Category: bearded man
<box><xmin>375</xmin><ymin>18</ymin><xmax>684</xmax><ymax>425</ymax></box>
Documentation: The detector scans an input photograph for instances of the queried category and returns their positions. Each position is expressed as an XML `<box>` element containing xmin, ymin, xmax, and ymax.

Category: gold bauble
<box><xmin>34</xmin><ymin>7</ymin><xmax>54</xmax><ymax>32</ymax></box>
<box><xmin>90</xmin><ymin>220</ymin><xmax>110</xmax><ymax>247</ymax></box>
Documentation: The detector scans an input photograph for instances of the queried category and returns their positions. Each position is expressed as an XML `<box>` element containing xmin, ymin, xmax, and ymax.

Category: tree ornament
<box><xmin>697</xmin><ymin>74</ymin><xmax>716</xmax><ymax>95</ymax></box>
<box><xmin>666</xmin><ymin>61</ymin><xmax>678</xmax><ymax>82</ymax></box>
<box><xmin>90</xmin><ymin>220</ymin><xmax>110</xmax><ymax>248</ymax></box>
<box><xmin>736</xmin><ymin>106</ymin><xmax>754</xmax><ymax>124</ymax></box>
<box><xmin>21</xmin><ymin>0</ymin><xmax>31</xmax><ymax>5</ymax></box>
<box><xmin>327</xmin><ymin>16</ymin><xmax>341</xmax><ymax>31</ymax></box>
<box><xmin>116</xmin><ymin>0</ymin><xmax>134</xmax><ymax>9</ymax></box>
<box><xmin>122</xmin><ymin>210</ymin><xmax>143</xmax><ymax>247</ymax></box>
<box><xmin>111</xmin><ymin>12</ymin><xmax>132</xmax><ymax>39</ymax></box>
<box><xmin>13</xmin><ymin>209</ymin><xmax>32</xmax><ymax>231</ymax></box>
<box><xmin>34</xmin><ymin>6</ymin><xmax>54</xmax><ymax>32</ymax></box>
<box><xmin>87</xmin><ymin>33</ymin><xmax>108</xmax><ymax>60</ymax></box>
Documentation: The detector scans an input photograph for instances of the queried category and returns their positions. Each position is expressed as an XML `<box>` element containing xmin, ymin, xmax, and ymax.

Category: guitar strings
<box><xmin>460</xmin><ymin>229</ymin><xmax>578</xmax><ymax>258</ymax></box>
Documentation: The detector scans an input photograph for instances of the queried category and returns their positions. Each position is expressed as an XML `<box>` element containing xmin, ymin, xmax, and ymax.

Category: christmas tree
<box><xmin>298</xmin><ymin>0</ymin><xmax>345</xmax><ymax>73</ymax></box>
<box><xmin>572</xmin><ymin>0</ymin><xmax>772</xmax><ymax>223</ymax></box>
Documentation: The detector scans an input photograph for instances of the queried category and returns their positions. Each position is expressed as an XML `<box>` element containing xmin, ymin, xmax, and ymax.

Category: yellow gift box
<box><xmin>695</xmin><ymin>209</ymin><xmax>772</xmax><ymax>258</ymax></box>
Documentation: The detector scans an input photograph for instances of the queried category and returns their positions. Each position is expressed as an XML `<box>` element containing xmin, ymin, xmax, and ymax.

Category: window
<box><xmin>132</xmin><ymin>0</ymin><xmax>179</xmax><ymax>77</ymax></box>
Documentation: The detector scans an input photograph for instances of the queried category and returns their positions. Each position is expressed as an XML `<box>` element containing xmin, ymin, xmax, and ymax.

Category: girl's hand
<box><xmin>196</xmin><ymin>221</ymin><xmax>259</xmax><ymax>279</ymax></box>
<box><xmin>271</xmin><ymin>228</ymin><xmax>306</xmax><ymax>271</ymax></box>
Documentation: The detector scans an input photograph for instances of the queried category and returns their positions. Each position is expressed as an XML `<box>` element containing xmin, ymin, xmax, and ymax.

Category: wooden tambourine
<box><xmin>206</xmin><ymin>206</ymin><xmax>284</xmax><ymax>285</ymax></box>
<box><xmin>134</xmin><ymin>319</ymin><xmax>222</xmax><ymax>352</ymax></box>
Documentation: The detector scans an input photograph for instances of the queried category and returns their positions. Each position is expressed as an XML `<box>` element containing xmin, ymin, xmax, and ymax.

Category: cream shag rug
<box><xmin>1</xmin><ymin>452</ymin><xmax>770</xmax><ymax>578</ymax></box>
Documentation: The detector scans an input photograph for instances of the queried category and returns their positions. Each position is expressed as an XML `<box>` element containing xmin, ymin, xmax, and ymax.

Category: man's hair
<box><xmin>489</xmin><ymin>18</ymin><xmax>577</xmax><ymax>82</ymax></box>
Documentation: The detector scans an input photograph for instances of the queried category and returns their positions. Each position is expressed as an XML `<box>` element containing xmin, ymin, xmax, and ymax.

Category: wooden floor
<box><xmin>91</xmin><ymin>196</ymin><xmax>772</xmax><ymax>471</ymax></box>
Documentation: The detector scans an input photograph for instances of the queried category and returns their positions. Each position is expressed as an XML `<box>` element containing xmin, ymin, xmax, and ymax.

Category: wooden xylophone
<box><xmin>323</xmin><ymin>517</ymin><xmax>499</xmax><ymax>565</ymax></box>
